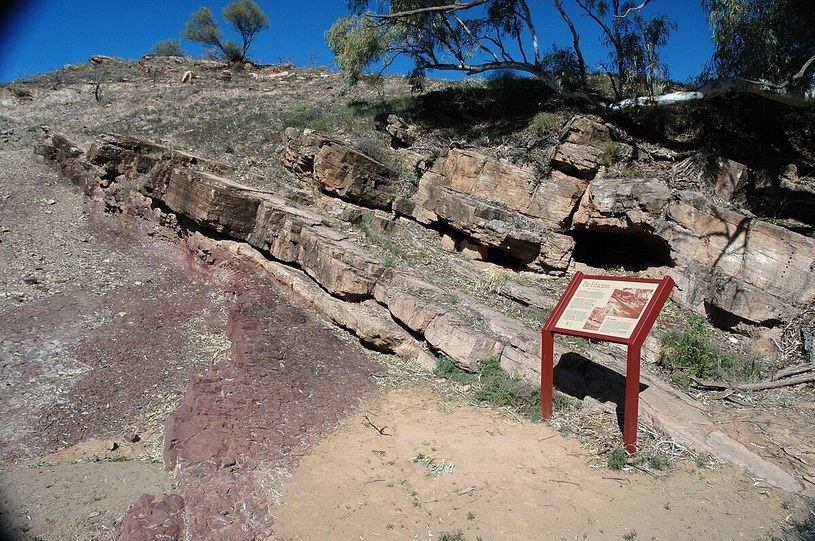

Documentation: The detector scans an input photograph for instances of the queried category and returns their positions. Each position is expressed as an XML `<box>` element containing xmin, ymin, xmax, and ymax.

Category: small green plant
<box><xmin>474</xmin><ymin>357</ymin><xmax>541</xmax><ymax>420</ymax></box>
<box><xmin>607</xmin><ymin>446</ymin><xmax>628</xmax><ymax>470</ymax></box>
<box><xmin>438</xmin><ymin>531</ymin><xmax>466</xmax><ymax>541</ymax></box>
<box><xmin>78</xmin><ymin>454</ymin><xmax>126</xmax><ymax>463</ymax></box>
<box><xmin>529</xmin><ymin>111</ymin><xmax>563</xmax><ymax>134</ymax></box>
<box><xmin>660</xmin><ymin>314</ymin><xmax>764</xmax><ymax>387</ymax></box>
<box><xmin>467</xmin><ymin>511</ymin><xmax>476</xmax><ymax>520</ymax></box>
<box><xmin>9</xmin><ymin>86</ymin><xmax>32</xmax><ymax>99</ymax></box>
<box><xmin>622</xmin><ymin>529</ymin><xmax>638</xmax><ymax>540</ymax></box>
<box><xmin>411</xmin><ymin>452</ymin><xmax>454</xmax><ymax>476</ymax></box>
<box><xmin>603</xmin><ymin>141</ymin><xmax>623</xmax><ymax>166</ymax></box>
<box><xmin>552</xmin><ymin>390</ymin><xmax>580</xmax><ymax>413</ymax></box>
<box><xmin>647</xmin><ymin>454</ymin><xmax>667</xmax><ymax>471</ymax></box>
<box><xmin>433</xmin><ymin>355</ymin><xmax>476</xmax><ymax>384</ymax></box>
<box><xmin>27</xmin><ymin>460</ymin><xmax>58</xmax><ymax>468</ymax></box>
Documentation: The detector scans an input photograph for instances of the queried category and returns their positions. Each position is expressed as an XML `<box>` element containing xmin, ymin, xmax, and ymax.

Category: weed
<box><xmin>474</xmin><ymin>357</ymin><xmax>541</xmax><ymax>420</ymax></box>
<box><xmin>438</xmin><ymin>531</ymin><xmax>466</xmax><ymax>541</ymax></box>
<box><xmin>607</xmin><ymin>447</ymin><xmax>628</xmax><ymax>470</ymax></box>
<box><xmin>553</xmin><ymin>390</ymin><xmax>581</xmax><ymax>412</ymax></box>
<box><xmin>659</xmin><ymin>314</ymin><xmax>764</xmax><ymax>387</ymax></box>
<box><xmin>433</xmin><ymin>355</ymin><xmax>476</xmax><ymax>385</ymax></box>
<box><xmin>411</xmin><ymin>452</ymin><xmax>454</xmax><ymax>476</ymax></box>
<box><xmin>647</xmin><ymin>454</ymin><xmax>667</xmax><ymax>471</ymax></box>
<box><xmin>603</xmin><ymin>141</ymin><xmax>623</xmax><ymax>167</ymax></box>
<box><xmin>622</xmin><ymin>530</ymin><xmax>638</xmax><ymax>540</ymax></box>
<box><xmin>27</xmin><ymin>460</ymin><xmax>58</xmax><ymax>468</ymax></box>
<box><xmin>529</xmin><ymin>111</ymin><xmax>564</xmax><ymax>134</ymax></box>
<box><xmin>467</xmin><ymin>511</ymin><xmax>476</xmax><ymax>520</ymax></box>
<box><xmin>434</xmin><ymin>355</ymin><xmax>576</xmax><ymax>420</ymax></box>
<box><xmin>78</xmin><ymin>454</ymin><xmax>126</xmax><ymax>463</ymax></box>
<box><xmin>9</xmin><ymin>86</ymin><xmax>32</xmax><ymax>99</ymax></box>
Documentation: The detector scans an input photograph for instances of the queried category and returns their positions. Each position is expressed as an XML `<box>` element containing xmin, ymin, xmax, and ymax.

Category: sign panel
<box><xmin>541</xmin><ymin>272</ymin><xmax>675</xmax><ymax>453</ymax></box>
<box><xmin>551</xmin><ymin>278</ymin><xmax>659</xmax><ymax>340</ymax></box>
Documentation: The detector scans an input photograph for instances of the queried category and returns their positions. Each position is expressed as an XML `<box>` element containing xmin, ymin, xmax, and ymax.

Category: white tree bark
<box><xmin>606</xmin><ymin>78</ymin><xmax>815</xmax><ymax>111</ymax></box>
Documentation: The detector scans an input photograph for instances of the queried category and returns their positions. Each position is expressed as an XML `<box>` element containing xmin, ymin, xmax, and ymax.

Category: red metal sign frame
<box><xmin>541</xmin><ymin>271</ymin><xmax>675</xmax><ymax>452</ymax></box>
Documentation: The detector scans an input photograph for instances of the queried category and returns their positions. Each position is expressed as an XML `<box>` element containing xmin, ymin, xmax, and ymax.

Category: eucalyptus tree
<box><xmin>327</xmin><ymin>0</ymin><xmax>815</xmax><ymax>109</ymax></box>
<box><xmin>182</xmin><ymin>0</ymin><xmax>270</xmax><ymax>64</ymax></box>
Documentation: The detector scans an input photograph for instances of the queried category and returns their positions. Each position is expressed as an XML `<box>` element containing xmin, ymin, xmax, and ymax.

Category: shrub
<box><xmin>529</xmin><ymin>111</ymin><xmax>564</xmax><ymax>134</ymax></box>
<box><xmin>659</xmin><ymin>314</ymin><xmax>764</xmax><ymax>386</ymax></box>
<box><xmin>149</xmin><ymin>39</ymin><xmax>186</xmax><ymax>57</ymax></box>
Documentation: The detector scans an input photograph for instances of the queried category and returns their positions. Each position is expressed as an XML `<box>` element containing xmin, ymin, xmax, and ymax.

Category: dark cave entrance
<box><xmin>569</xmin><ymin>228</ymin><xmax>674</xmax><ymax>271</ymax></box>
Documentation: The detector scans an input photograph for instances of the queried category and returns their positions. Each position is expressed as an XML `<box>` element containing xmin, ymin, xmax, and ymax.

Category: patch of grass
<box><xmin>474</xmin><ymin>356</ymin><xmax>541</xmax><ymax>420</ymax></box>
<box><xmin>27</xmin><ymin>460</ymin><xmax>58</xmax><ymax>468</ymax></box>
<box><xmin>411</xmin><ymin>452</ymin><xmax>454</xmax><ymax>477</ymax></box>
<box><xmin>607</xmin><ymin>446</ymin><xmax>628</xmax><ymax>470</ymax></box>
<box><xmin>8</xmin><ymin>86</ymin><xmax>32</xmax><ymax>99</ymax></box>
<box><xmin>602</xmin><ymin>140</ymin><xmax>623</xmax><ymax>166</ymax></box>
<box><xmin>433</xmin><ymin>355</ymin><xmax>476</xmax><ymax>385</ymax></box>
<box><xmin>433</xmin><ymin>355</ymin><xmax>578</xmax><ymax>420</ymax></box>
<box><xmin>529</xmin><ymin>111</ymin><xmax>565</xmax><ymax>134</ymax></box>
<box><xmin>77</xmin><ymin>453</ymin><xmax>126</xmax><ymax>463</ymax></box>
<box><xmin>437</xmin><ymin>531</ymin><xmax>466</xmax><ymax>541</ymax></box>
<box><xmin>659</xmin><ymin>314</ymin><xmax>764</xmax><ymax>387</ymax></box>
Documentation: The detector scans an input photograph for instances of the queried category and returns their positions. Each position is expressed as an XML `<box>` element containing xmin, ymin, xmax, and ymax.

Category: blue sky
<box><xmin>0</xmin><ymin>1</ymin><xmax>714</xmax><ymax>85</ymax></box>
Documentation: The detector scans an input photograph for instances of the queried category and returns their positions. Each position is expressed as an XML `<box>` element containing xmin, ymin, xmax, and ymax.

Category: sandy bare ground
<box><xmin>272</xmin><ymin>387</ymin><xmax>804</xmax><ymax>541</ymax></box>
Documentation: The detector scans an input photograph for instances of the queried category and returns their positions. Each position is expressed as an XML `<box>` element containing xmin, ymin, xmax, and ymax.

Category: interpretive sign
<box><xmin>541</xmin><ymin>272</ymin><xmax>675</xmax><ymax>452</ymax></box>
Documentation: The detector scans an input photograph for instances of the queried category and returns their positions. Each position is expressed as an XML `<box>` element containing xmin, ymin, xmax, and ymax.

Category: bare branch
<box><xmin>374</xmin><ymin>0</ymin><xmax>491</xmax><ymax>20</ymax></box>
<box><xmin>615</xmin><ymin>0</ymin><xmax>654</xmax><ymax>19</ymax></box>
<box><xmin>607</xmin><ymin>78</ymin><xmax>815</xmax><ymax>111</ymax></box>
<box><xmin>518</xmin><ymin>0</ymin><xmax>540</xmax><ymax>66</ymax></box>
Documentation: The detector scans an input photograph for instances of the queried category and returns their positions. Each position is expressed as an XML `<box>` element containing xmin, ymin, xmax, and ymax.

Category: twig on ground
<box><xmin>363</xmin><ymin>413</ymin><xmax>391</xmax><ymax>436</ymax></box>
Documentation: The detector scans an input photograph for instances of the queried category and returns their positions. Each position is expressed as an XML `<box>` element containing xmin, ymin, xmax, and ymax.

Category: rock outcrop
<box><xmin>38</xmin><ymin>130</ymin><xmax>811</xmax><ymax>496</ymax></box>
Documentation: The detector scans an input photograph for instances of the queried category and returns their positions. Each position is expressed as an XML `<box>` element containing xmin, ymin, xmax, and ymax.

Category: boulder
<box><xmin>142</xmin><ymin>168</ymin><xmax>260</xmax><ymax>239</ymax></box>
<box><xmin>551</xmin><ymin>142</ymin><xmax>605</xmax><ymax>179</ymax></box>
<box><xmin>282</xmin><ymin>128</ymin><xmax>401</xmax><ymax>210</ymax></box>
<box><xmin>664</xmin><ymin>192</ymin><xmax>815</xmax><ymax>319</ymax></box>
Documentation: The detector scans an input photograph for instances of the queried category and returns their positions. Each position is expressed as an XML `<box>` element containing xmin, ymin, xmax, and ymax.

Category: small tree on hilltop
<box><xmin>182</xmin><ymin>0</ymin><xmax>270</xmax><ymax>64</ymax></box>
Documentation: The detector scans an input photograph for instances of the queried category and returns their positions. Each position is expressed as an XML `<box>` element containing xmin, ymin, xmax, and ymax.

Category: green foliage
<box><xmin>182</xmin><ymin>7</ymin><xmax>223</xmax><ymax>49</ymax></box>
<box><xmin>182</xmin><ymin>0</ymin><xmax>269</xmax><ymax>64</ymax></box>
<box><xmin>433</xmin><ymin>354</ymin><xmax>578</xmax><ymax>419</ymax></box>
<box><xmin>576</xmin><ymin>0</ymin><xmax>676</xmax><ymax>99</ymax></box>
<box><xmin>474</xmin><ymin>357</ymin><xmax>542</xmax><ymax>420</ymax></box>
<box><xmin>607</xmin><ymin>446</ymin><xmax>628</xmax><ymax>470</ymax></box>
<box><xmin>326</xmin><ymin>15</ymin><xmax>391</xmax><ymax>85</ymax></box>
<box><xmin>433</xmin><ymin>355</ymin><xmax>476</xmax><ymax>384</ymax></box>
<box><xmin>659</xmin><ymin>314</ymin><xmax>764</xmax><ymax>386</ymax></box>
<box><xmin>529</xmin><ymin>111</ymin><xmax>565</xmax><ymax>134</ymax></box>
<box><xmin>8</xmin><ymin>86</ymin><xmax>32</xmax><ymax>99</ymax></box>
<box><xmin>602</xmin><ymin>140</ymin><xmax>623</xmax><ymax>166</ymax></box>
<box><xmin>437</xmin><ymin>531</ymin><xmax>466</xmax><ymax>541</ymax></box>
<box><xmin>703</xmin><ymin>0</ymin><xmax>815</xmax><ymax>85</ymax></box>
<box><xmin>149</xmin><ymin>39</ymin><xmax>186</xmax><ymax>57</ymax></box>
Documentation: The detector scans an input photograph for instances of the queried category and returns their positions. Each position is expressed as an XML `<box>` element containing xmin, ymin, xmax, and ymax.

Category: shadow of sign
<box><xmin>554</xmin><ymin>352</ymin><xmax>649</xmax><ymax>433</ymax></box>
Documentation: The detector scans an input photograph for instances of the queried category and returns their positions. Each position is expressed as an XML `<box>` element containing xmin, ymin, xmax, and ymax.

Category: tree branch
<box><xmin>375</xmin><ymin>0</ymin><xmax>491</xmax><ymax>19</ymax></box>
<box><xmin>606</xmin><ymin>77</ymin><xmax>815</xmax><ymax>111</ymax></box>
<box><xmin>615</xmin><ymin>0</ymin><xmax>654</xmax><ymax>19</ymax></box>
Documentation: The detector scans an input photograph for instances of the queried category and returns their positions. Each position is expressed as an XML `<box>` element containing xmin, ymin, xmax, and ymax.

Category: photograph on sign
<box><xmin>554</xmin><ymin>278</ymin><xmax>659</xmax><ymax>339</ymax></box>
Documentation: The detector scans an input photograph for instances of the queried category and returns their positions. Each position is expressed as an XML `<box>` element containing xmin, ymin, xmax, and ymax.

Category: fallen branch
<box><xmin>690</xmin><ymin>372</ymin><xmax>815</xmax><ymax>392</ymax></box>
<box><xmin>772</xmin><ymin>363</ymin><xmax>815</xmax><ymax>380</ymax></box>
<box><xmin>363</xmin><ymin>413</ymin><xmax>391</xmax><ymax>436</ymax></box>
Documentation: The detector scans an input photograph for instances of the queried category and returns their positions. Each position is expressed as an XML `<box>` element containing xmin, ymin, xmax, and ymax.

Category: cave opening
<box><xmin>569</xmin><ymin>228</ymin><xmax>674</xmax><ymax>271</ymax></box>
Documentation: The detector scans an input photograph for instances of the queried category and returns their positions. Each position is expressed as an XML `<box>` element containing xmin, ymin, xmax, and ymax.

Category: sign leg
<box><xmin>623</xmin><ymin>347</ymin><xmax>641</xmax><ymax>453</ymax></box>
<box><xmin>541</xmin><ymin>330</ymin><xmax>554</xmax><ymax>419</ymax></box>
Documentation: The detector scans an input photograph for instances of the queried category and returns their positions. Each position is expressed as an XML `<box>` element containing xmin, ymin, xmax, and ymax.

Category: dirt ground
<box><xmin>0</xmin><ymin>142</ymin><xmax>813</xmax><ymax>540</ymax></box>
